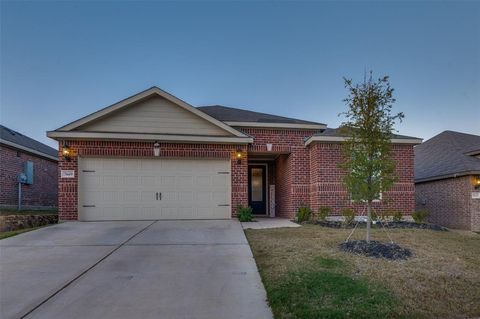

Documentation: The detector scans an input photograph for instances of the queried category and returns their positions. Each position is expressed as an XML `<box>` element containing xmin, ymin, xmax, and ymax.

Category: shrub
<box><xmin>341</xmin><ymin>208</ymin><xmax>356</xmax><ymax>225</ymax></box>
<box><xmin>392</xmin><ymin>211</ymin><xmax>403</xmax><ymax>222</ymax></box>
<box><xmin>317</xmin><ymin>207</ymin><xmax>332</xmax><ymax>221</ymax></box>
<box><xmin>296</xmin><ymin>205</ymin><xmax>312</xmax><ymax>223</ymax></box>
<box><xmin>237</xmin><ymin>206</ymin><xmax>253</xmax><ymax>222</ymax></box>
<box><xmin>412</xmin><ymin>209</ymin><xmax>429</xmax><ymax>224</ymax></box>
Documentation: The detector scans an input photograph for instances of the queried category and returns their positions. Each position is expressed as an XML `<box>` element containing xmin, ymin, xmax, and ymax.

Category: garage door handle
<box><xmin>83</xmin><ymin>205</ymin><xmax>95</xmax><ymax>207</ymax></box>
<box><xmin>218</xmin><ymin>204</ymin><xmax>230</xmax><ymax>207</ymax></box>
<box><xmin>159</xmin><ymin>192</ymin><xmax>162</xmax><ymax>200</ymax></box>
<box><xmin>156</xmin><ymin>192</ymin><xmax>158</xmax><ymax>200</ymax></box>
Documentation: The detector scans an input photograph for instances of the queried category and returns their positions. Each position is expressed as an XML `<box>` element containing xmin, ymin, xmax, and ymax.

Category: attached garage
<box><xmin>78</xmin><ymin>157</ymin><xmax>231</xmax><ymax>221</ymax></box>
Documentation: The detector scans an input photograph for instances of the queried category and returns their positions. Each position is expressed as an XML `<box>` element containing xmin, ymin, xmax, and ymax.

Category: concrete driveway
<box><xmin>0</xmin><ymin>220</ymin><xmax>272</xmax><ymax>319</ymax></box>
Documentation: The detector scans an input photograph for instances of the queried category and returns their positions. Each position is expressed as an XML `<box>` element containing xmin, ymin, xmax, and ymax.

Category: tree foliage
<box><xmin>339</xmin><ymin>72</ymin><xmax>404</xmax><ymax>241</ymax></box>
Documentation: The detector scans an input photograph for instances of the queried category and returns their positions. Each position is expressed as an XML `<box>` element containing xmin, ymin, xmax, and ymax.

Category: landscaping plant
<box><xmin>412</xmin><ymin>209</ymin><xmax>429</xmax><ymax>224</ymax></box>
<box><xmin>341</xmin><ymin>208</ymin><xmax>355</xmax><ymax>225</ymax></box>
<box><xmin>237</xmin><ymin>205</ymin><xmax>253</xmax><ymax>222</ymax></box>
<box><xmin>296</xmin><ymin>205</ymin><xmax>312</xmax><ymax>223</ymax></box>
<box><xmin>339</xmin><ymin>72</ymin><xmax>404</xmax><ymax>242</ymax></box>
<box><xmin>392</xmin><ymin>211</ymin><xmax>403</xmax><ymax>222</ymax></box>
<box><xmin>317</xmin><ymin>206</ymin><xmax>331</xmax><ymax>221</ymax></box>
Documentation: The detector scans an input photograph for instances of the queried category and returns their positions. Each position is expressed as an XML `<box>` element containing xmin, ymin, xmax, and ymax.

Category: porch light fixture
<box><xmin>266</xmin><ymin>143</ymin><xmax>273</xmax><ymax>152</ymax></box>
<box><xmin>62</xmin><ymin>143</ymin><xmax>71</xmax><ymax>161</ymax></box>
<box><xmin>472</xmin><ymin>175</ymin><xmax>480</xmax><ymax>189</ymax></box>
<box><xmin>235</xmin><ymin>149</ymin><xmax>243</xmax><ymax>164</ymax></box>
<box><xmin>153</xmin><ymin>141</ymin><xmax>161</xmax><ymax>157</ymax></box>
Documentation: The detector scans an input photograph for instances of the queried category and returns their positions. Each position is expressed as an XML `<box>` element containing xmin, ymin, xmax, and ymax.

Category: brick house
<box><xmin>1</xmin><ymin>125</ymin><xmax>58</xmax><ymax>209</ymax></box>
<box><xmin>415</xmin><ymin>131</ymin><xmax>480</xmax><ymax>231</ymax></box>
<box><xmin>46</xmin><ymin>87</ymin><xmax>421</xmax><ymax>221</ymax></box>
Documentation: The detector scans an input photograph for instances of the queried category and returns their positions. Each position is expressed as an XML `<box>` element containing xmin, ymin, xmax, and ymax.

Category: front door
<box><xmin>248</xmin><ymin>165</ymin><xmax>267</xmax><ymax>215</ymax></box>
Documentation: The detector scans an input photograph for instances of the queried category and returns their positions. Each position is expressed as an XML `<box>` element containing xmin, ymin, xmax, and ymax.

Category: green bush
<box><xmin>237</xmin><ymin>206</ymin><xmax>253</xmax><ymax>222</ymax></box>
<box><xmin>317</xmin><ymin>207</ymin><xmax>332</xmax><ymax>221</ymax></box>
<box><xmin>412</xmin><ymin>209</ymin><xmax>429</xmax><ymax>224</ymax></box>
<box><xmin>392</xmin><ymin>211</ymin><xmax>403</xmax><ymax>222</ymax></box>
<box><xmin>296</xmin><ymin>205</ymin><xmax>312</xmax><ymax>223</ymax></box>
<box><xmin>341</xmin><ymin>208</ymin><xmax>356</xmax><ymax>225</ymax></box>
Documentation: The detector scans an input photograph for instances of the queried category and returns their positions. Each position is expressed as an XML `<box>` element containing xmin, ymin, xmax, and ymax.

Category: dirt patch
<box><xmin>339</xmin><ymin>240</ymin><xmax>413</xmax><ymax>260</ymax></box>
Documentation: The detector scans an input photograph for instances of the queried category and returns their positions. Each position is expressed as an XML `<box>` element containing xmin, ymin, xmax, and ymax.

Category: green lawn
<box><xmin>245</xmin><ymin>225</ymin><xmax>480</xmax><ymax>319</ymax></box>
<box><xmin>0</xmin><ymin>226</ymin><xmax>48</xmax><ymax>240</ymax></box>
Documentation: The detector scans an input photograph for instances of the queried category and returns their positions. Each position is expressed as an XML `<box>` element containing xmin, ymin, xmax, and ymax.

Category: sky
<box><xmin>1</xmin><ymin>1</ymin><xmax>479</xmax><ymax>149</ymax></box>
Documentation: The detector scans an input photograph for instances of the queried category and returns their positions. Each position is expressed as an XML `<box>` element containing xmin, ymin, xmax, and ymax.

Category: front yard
<box><xmin>245</xmin><ymin>224</ymin><xmax>480</xmax><ymax>319</ymax></box>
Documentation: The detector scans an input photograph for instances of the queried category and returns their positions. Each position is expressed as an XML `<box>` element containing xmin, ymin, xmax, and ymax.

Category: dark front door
<box><xmin>248</xmin><ymin>165</ymin><xmax>267</xmax><ymax>215</ymax></box>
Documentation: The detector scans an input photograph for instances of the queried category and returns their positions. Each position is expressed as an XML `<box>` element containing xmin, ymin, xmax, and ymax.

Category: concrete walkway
<box><xmin>242</xmin><ymin>218</ymin><xmax>300</xmax><ymax>230</ymax></box>
<box><xmin>0</xmin><ymin>220</ymin><xmax>272</xmax><ymax>319</ymax></box>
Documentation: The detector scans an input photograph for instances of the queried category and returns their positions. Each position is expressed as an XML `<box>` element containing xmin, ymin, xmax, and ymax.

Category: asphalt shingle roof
<box><xmin>0</xmin><ymin>125</ymin><xmax>58</xmax><ymax>158</ymax></box>
<box><xmin>197</xmin><ymin>105</ymin><xmax>325</xmax><ymax>126</ymax></box>
<box><xmin>414</xmin><ymin>130</ymin><xmax>480</xmax><ymax>182</ymax></box>
<box><xmin>313</xmin><ymin>127</ymin><xmax>419</xmax><ymax>140</ymax></box>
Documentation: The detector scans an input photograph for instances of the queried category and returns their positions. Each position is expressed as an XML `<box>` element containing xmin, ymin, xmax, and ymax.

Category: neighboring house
<box><xmin>415</xmin><ymin>131</ymin><xmax>480</xmax><ymax>231</ymax></box>
<box><xmin>0</xmin><ymin>125</ymin><xmax>58</xmax><ymax>209</ymax></box>
<box><xmin>47</xmin><ymin>87</ymin><xmax>421</xmax><ymax>221</ymax></box>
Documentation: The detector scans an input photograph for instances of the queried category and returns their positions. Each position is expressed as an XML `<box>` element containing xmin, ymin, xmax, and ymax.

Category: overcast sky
<box><xmin>1</xmin><ymin>1</ymin><xmax>479</xmax><ymax>149</ymax></box>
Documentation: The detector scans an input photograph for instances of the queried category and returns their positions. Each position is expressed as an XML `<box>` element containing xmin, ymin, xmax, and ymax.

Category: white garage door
<box><xmin>78</xmin><ymin>157</ymin><xmax>231</xmax><ymax>221</ymax></box>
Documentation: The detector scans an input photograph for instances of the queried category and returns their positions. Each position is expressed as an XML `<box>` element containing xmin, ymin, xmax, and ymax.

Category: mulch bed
<box><xmin>315</xmin><ymin>220</ymin><xmax>448</xmax><ymax>231</ymax></box>
<box><xmin>339</xmin><ymin>240</ymin><xmax>413</xmax><ymax>260</ymax></box>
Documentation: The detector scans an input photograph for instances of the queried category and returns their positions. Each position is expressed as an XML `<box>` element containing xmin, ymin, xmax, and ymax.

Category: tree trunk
<box><xmin>366</xmin><ymin>201</ymin><xmax>372</xmax><ymax>243</ymax></box>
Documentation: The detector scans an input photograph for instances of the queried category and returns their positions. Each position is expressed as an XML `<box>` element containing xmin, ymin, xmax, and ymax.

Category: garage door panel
<box><xmin>196</xmin><ymin>191</ymin><xmax>212</xmax><ymax>201</ymax></box>
<box><xmin>177</xmin><ymin>176</ymin><xmax>193</xmax><ymax>186</ymax></box>
<box><xmin>178</xmin><ymin>191</ymin><xmax>193</xmax><ymax>201</ymax></box>
<box><xmin>162</xmin><ymin>191</ymin><xmax>177</xmax><ymax>201</ymax></box>
<box><xmin>141</xmin><ymin>176</ymin><xmax>155</xmax><ymax>187</ymax></box>
<box><xmin>161</xmin><ymin>176</ymin><xmax>175</xmax><ymax>186</ymax></box>
<box><xmin>79</xmin><ymin>157</ymin><xmax>231</xmax><ymax>220</ymax></box>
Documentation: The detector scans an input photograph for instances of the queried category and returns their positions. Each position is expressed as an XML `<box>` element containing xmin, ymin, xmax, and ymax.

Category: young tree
<box><xmin>340</xmin><ymin>72</ymin><xmax>404</xmax><ymax>243</ymax></box>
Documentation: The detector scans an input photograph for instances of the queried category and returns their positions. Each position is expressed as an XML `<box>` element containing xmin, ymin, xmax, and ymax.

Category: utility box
<box><xmin>24</xmin><ymin>161</ymin><xmax>34</xmax><ymax>185</ymax></box>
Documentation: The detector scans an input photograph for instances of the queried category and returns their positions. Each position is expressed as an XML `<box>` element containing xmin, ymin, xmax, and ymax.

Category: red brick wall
<box><xmin>57</xmin><ymin>141</ymin><xmax>248</xmax><ymax>220</ymax></box>
<box><xmin>57</xmin><ymin>131</ymin><xmax>417</xmax><ymax>221</ymax></box>
<box><xmin>416</xmin><ymin>176</ymin><xmax>480</xmax><ymax>231</ymax></box>
<box><xmin>309</xmin><ymin>142</ymin><xmax>415</xmax><ymax>217</ymax></box>
<box><xmin>242</xmin><ymin>128</ymin><xmax>317</xmax><ymax>218</ymax></box>
<box><xmin>0</xmin><ymin>145</ymin><xmax>58</xmax><ymax>208</ymax></box>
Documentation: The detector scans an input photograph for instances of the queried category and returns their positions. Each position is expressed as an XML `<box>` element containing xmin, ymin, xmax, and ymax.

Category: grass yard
<box><xmin>0</xmin><ymin>226</ymin><xmax>48</xmax><ymax>240</ymax></box>
<box><xmin>245</xmin><ymin>224</ymin><xmax>480</xmax><ymax>319</ymax></box>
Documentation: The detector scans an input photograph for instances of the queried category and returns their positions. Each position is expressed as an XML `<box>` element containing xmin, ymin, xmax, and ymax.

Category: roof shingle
<box><xmin>197</xmin><ymin>105</ymin><xmax>325</xmax><ymax>126</ymax></box>
<box><xmin>0</xmin><ymin>125</ymin><xmax>58</xmax><ymax>159</ymax></box>
<box><xmin>414</xmin><ymin>130</ymin><xmax>480</xmax><ymax>182</ymax></box>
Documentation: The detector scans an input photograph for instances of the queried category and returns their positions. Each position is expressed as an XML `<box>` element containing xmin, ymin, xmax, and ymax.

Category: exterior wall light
<box><xmin>62</xmin><ymin>143</ymin><xmax>71</xmax><ymax>161</ymax></box>
<box><xmin>472</xmin><ymin>175</ymin><xmax>480</xmax><ymax>189</ymax></box>
<box><xmin>153</xmin><ymin>141</ymin><xmax>161</xmax><ymax>157</ymax></box>
<box><xmin>235</xmin><ymin>149</ymin><xmax>243</xmax><ymax>164</ymax></box>
<box><xmin>266</xmin><ymin>143</ymin><xmax>273</xmax><ymax>152</ymax></box>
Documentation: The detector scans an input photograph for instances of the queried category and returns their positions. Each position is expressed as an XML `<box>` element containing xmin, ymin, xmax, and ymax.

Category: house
<box><xmin>46</xmin><ymin>87</ymin><xmax>421</xmax><ymax>221</ymax></box>
<box><xmin>0</xmin><ymin>125</ymin><xmax>58</xmax><ymax>209</ymax></box>
<box><xmin>415</xmin><ymin>131</ymin><xmax>480</xmax><ymax>231</ymax></box>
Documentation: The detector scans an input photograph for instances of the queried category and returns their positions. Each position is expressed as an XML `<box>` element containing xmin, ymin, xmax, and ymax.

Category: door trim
<box><xmin>248</xmin><ymin>163</ymin><xmax>268</xmax><ymax>215</ymax></box>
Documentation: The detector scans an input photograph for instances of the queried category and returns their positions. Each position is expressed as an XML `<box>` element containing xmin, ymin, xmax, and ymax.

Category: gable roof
<box><xmin>47</xmin><ymin>87</ymin><xmax>253</xmax><ymax>144</ymax></box>
<box><xmin>1</xmin><ymin>125</ymin><xmax>58</xmax><ymax>161</ymax></box>
<box><xmin>198</xmin><ymin>105</ymin><xmax>326</xmax><ymax>129</ymax></box>
<box><xmin>415</xmin><ymin>130</ymin><xmax>480</xmax><ymax>183</ymax></box>
<box><xmin>304</xmin><ymin>127</ymin><xmax>422</xmax><ymax>146</ymax></box>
